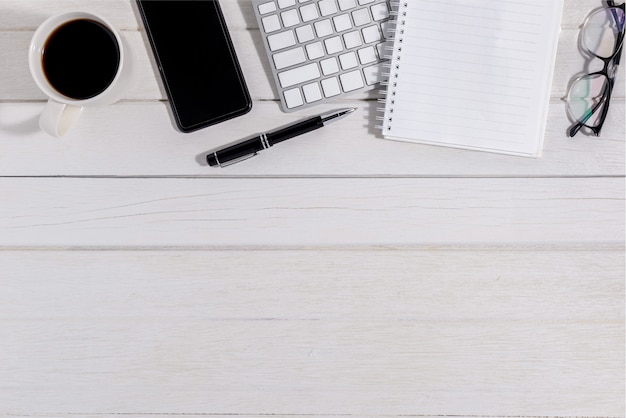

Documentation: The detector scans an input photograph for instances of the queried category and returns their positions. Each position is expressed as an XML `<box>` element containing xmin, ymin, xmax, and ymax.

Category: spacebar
<box><xmin>278</xmin><ymin>63</ymin><xmax>321</xmax><ymax>88</ymax></box>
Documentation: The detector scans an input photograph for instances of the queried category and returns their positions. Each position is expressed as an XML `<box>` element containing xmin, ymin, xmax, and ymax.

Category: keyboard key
<box><xmin>306</xmin><ymin>41</ymin><xmax>325</xmax><ymax>59</ymax></box>
<box><xmin>300</xmin><ymin>3</ymin><xmax>319</xmax><ymax>22</ymax></box>
<box><xmin>343</xmin><ymin>30</ymin><xmax>362</xmax><ymax>49</ymax></box>
<box><xmin>303</xmin><ymin>82</ymin><xmax>323</xmax><ymax>102</ymax></box>
<box><xmin>320</xmin><ymin>57</ymin><xmax>340</xmax><ymax>75</ymax></box>
<box><xmin>363</xmin><ymin>63</ymin><xmax>383</xmax><ymax>85</ymax></box>
<box><xmin>333</xmin><ymin>13</ymin><xmax>353</xmax><ymax>32</ymax></box>
<box><xmin>278</xmin><ymin>0</ymin><xmax>296</xmax><ymax>7</ymax></box>
<box><xmin>352</xmin><ymin>8</ymin><xmax>371</xmax><ymax>26</ymax></box>
<box><xmin>362</xmin><ymin>24</ymin><xmax>381</xmax><ymax>43</ymax></box>
<box><xmin>296</xmin><ymin>24</ymin><xmax>315</xmax><ymax>43</ymax></box>
<box><xmin>380</xmin><ymin>20</ymin><xmax>393</xmax><ymax>39</ymax></box>
<box><xmin>281</xmin><ymin>9</ymin><xmax>300</xmax><ymax>27</ymax></box>
<box><xmin>267</xmin><ymin>30</ymin><xmax>296</xmax><ymax>51</ymax></box>
<box><xmin>262</xmin><ymin>14</ymin><xmax>282</xmax><ymax>33</ymax></box>
<box><xmin>324</xmin><ymin>36</ymin><xmax>343</xmax><ymax>54</ymax></box>
<box><xmin>339</xmin><ymin>51</ymin><xmax>358</xmax><ymax>70</ymax></box>
<box><xmin>321</xmin><ymin>77</ymin><xmax>341</xmax><ymax>97</ymax></box>
<box><xmin>278</xmin><ymin>62</ymin><xmax>321</xmax><ymax>88</ymax></box>
<box><xmin>376</xmin><ymin>41</ymin><xmax>388</xmax><ymax>59</ymax></box>
<box><xmin>338</xmin><ymin>0</ymin><xmax>357</xmax><ymax>11</ymax></box>
<box><xmin>314</xmin><ymin>19</ymin><xmax>333</xmax><ymax>37</ymax></box>
<box><xmin>357</xmin><ymin>45</ymin><xmax>377</xmax><ymax>64</ymax></box>
<box><xmin>284</xmin><ymin>87</ymin><xmax>304</xmax><ymax>108</ymax></box>
<box><xmin>258</xmin><ymin>1</ymin><xmax>277</xmax><ymax>14</ymax></box>
<box><xmin>339</xmin><ymin>69</ymin><xmax>364</xmax><ymax>91</ymax></box>
<box><xmin>273</xmin><ymin>46</ymin><xmax>306</xmax><ymax>70</ymax></box>
<box><xmin>319</xmin><ymin>0</ymin><xmax>338</xmax><ymax>16</ymax></box>
<box><xmin>370</xmin><ymin>2</ymin><xmax>389</xmax><ymax>21</ymax></box>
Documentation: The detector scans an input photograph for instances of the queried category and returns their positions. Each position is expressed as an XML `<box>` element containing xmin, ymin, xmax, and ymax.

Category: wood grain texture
<box><xmin>0</xmin><ymin>177</ymin><xmax>623</xmax><ymax>246</ymax></box>
<box><xmin>0</xmin><ymin>249</ymin><xmax>623</xmax><ymax>416</ymax></box>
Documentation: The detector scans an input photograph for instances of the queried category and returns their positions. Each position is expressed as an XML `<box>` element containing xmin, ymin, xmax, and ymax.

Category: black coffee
<box><xmin>42</xmin><ymin>19</ymin><xmax>120</xmax><ymax>100</ymax></box>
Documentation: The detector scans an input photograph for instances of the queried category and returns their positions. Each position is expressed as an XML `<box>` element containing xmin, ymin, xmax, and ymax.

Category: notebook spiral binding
<box><xmin>375</xmin><ymin>0</ymin><xmax>407</xmax><ymax>132</ymax></box>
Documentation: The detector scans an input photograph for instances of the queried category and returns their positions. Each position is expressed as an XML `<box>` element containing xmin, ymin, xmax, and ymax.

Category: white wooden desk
<box><xmin>1</xmin><ymin>0</ymin><xmax>624</xmax><ymax>416</ymax></box>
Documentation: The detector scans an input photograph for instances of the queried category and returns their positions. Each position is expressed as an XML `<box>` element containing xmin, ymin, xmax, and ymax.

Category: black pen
<box><xmin>206</xmin><ymin>108</ymin><xmax>356</xmax><ymax>167</ymax></box>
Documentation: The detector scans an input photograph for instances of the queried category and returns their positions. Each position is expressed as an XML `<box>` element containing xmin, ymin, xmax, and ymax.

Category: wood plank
<box><xmin>0</xmin><ymin>318</ymin><xmax>623</xmax><ymax>416</ymax></box>
<box><xmin>0</xmin><ymin>177</ymin><xmax>623</xmax><ymax>247</ymax></box>
<box><xmin>0</xmin><ymin>248</ymin><xmax>623</xmax><ymax>416</ymax></box>
<box><xmin>2</xmin><ymin>320</ymin><xmax>619</xmax><ymax>415</ymax></box>
<box><xmin>0</xmin><ymin>101</ymin><xmax>623</xmax><ymax>177</ymax></box>
<box><xmin>2</xmin><ymin>28</ymin><xmax>624</xmax><ymax>102</ymax></box>
<box><xmin>2</xmin><ymin>247</ymin><xmax>623</xmax><ymax>321</ymax></box>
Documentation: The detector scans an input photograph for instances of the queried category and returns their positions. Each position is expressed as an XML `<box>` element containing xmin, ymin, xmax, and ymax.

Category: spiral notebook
<box><xmin>381</xmin><ymin>0</ymin><xmax>564</xmax><ymax>157</ymax></box>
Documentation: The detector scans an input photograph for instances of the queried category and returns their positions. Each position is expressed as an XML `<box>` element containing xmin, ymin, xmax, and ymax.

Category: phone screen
<box><xmin>137</xmin><ymin>0</ymin><xmax>252</xmax><ymax>132</ymax></box>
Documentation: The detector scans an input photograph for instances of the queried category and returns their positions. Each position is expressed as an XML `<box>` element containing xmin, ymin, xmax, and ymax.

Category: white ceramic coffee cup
<box><xmin>29</xmin><ymin>12</ymin><xmax>133</xmax><ymax>137</ymax></box>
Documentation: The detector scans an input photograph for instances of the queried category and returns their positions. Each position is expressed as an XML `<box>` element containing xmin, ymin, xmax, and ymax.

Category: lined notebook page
<box><xmin>382</xmin><ymin>0</ymin><xmax>564</xmax><ymax>157</ymax></box>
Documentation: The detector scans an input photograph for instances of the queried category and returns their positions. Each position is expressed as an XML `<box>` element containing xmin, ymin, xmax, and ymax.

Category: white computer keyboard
<box><xmin>252</xmin><ymin>0</ymin><xmax>393</xmax><ymax>112</ymax></box>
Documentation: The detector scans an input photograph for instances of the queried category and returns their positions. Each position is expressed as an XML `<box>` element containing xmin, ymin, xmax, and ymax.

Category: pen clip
<box><xmin>217</xmin><ymin>152</ymin><xmax>257</xmax><ymax>167</ymax></box>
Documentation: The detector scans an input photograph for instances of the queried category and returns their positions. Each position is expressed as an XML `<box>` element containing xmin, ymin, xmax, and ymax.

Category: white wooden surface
<box><xmin>0</xmin><ymin>0</ymin><xmax>624</xmax><ymax>417</ymax></box>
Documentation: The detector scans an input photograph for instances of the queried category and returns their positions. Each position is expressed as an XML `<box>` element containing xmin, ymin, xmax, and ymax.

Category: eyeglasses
<box><xmin>566</xmin><ymin>1</ymin><xmax>625</xmax><ymax>137</ymax></box>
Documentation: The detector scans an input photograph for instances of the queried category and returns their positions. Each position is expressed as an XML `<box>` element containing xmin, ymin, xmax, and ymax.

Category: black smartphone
<box><xmin>136</xmin><ymin>0</ymin><xmax>252</xmax><ymax>132</ymax></box>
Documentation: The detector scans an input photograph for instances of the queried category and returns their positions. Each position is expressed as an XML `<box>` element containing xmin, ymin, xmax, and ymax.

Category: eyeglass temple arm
<box><xmin>613</xmin><ymin>28</ymin><xmax>624</xmax><ymax>67</ymax></box>
<box><xmin>610</xmin><ymin>3</ymin><xmax>625</xmax><ymax>65</ymax></box>
<box><xmin>569</xmin><ymin>116</ymin><xmax>597</xmax><ymax>138</ymax></box>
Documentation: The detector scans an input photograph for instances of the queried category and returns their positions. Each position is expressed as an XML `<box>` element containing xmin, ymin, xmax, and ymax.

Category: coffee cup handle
<box><xmin>39</xmin><ymin>99</ymin><xmax>83</xmax><ymax>137</ymax></box>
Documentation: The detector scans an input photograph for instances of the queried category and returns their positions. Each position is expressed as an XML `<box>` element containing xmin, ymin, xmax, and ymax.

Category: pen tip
<box><xmin>321</xmin><ymin>108</ymin><xmax>357</xmax><ymax>124</ymax></box>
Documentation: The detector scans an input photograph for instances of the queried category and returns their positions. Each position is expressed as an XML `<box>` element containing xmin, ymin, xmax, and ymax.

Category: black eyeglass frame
<box><xmin>568</xmin><ymin>1</ymin><xmax>625</xmax><ymax>137</ymax></box>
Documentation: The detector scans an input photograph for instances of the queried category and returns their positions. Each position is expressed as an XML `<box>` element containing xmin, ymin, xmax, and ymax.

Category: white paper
<box><xmin>382</xmin><ymin>0</ymin><xmax>564</xmax><ymax>157</ymax></box>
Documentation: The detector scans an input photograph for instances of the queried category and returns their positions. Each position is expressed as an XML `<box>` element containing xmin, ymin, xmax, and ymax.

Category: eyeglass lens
<box><xmin>567</xmin><ymin>74</ymin><xmax>609</xmax><ymax>127</ymax></box>
<box><xmin>583</xmin><ymin>7</ymin><xmax>625</xmax><ymax>58</ymax></box>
